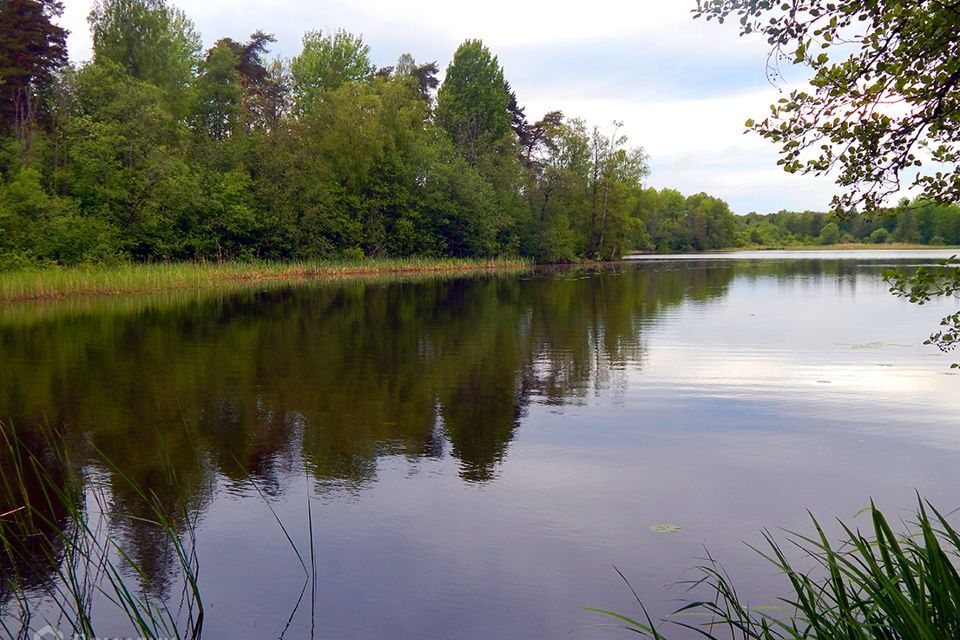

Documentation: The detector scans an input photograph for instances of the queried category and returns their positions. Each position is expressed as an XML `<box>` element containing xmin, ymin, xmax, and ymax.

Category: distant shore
<box><xmin>626</xmin><ymin>243</ymin><xmax>959</xmax><ymax>257</ymax></box>
<box><xmin>738</xmin><ymin>242</ymin><xmax>959</xmax><ymax>251</ymax></box>
<box><xmin>0</xmin><ymin>258</ymin><xmax>532</xmax><ymax>303</ymax></box>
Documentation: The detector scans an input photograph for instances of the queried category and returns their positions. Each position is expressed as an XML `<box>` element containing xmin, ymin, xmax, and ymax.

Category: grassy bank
<box><xmin>0</xmin><ymin>257</ymin><xmax>532</xmax><ymax>302</ymax></box>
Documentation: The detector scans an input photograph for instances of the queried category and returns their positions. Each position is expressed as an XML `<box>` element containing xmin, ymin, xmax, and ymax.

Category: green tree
<box><xmin>595</xmin><ymin>123</ymin><xmax>649</xmax><ymax>258</ymax></box>
<box><xmin>67</xmin><ymin>63</ymin><xmax>198</xmax><ymax>259</ymax></box>
<box><xmin>695</xmin><ymin>0</ymin><xmax>960</xmax><ymax>213</ymax></box>
<box><xmin>870</xmin><ymin>227</ymin><xmax>890</xmax><ymax>244</ymax></box>
<box><xmin>192</xmin><ymin>40</ymin><xmax>243</xmax><ymax>141</ymax></box>
<box><xmin>685</xmin><ymin>192</ymin><xmax>737</xmax><ymax>250</ymax></box>
<box><xmin>520</xmin><ymin>111</ymin><xmax>578</xmax><ymax>262</ymax></box>
<box><xmin>0</xmin><ymin>0</ymin><xmax>68</xmax><ymax>151</ymax></box>
<box><xmin>396</xmin><ymin>54</ymin><xmax>439</xmax><ymax>105</ymax></box>
<box><xmin>435</xmin><ymin>40</ymin><xmax>511</xmax><ymax>165</ymax></box>
<box><xmin>193</xmin><ymin>32</ymin><xmax>279</xmax><ymax>136</ymax></box>
<box><xmin>290</xmin><ymin>29</ymin><xmax>374</xmax><ymax>114</ymax></box>
<box><xmin>819</xmin><ymin>221</ymin><xmax>840</xmax><ymax>245</ymax></box>
<box><xmin>0</xmin><ymin>167</ymin><xmax>115</xmax><ymax>265</ymax></box>
<box><xmin>89</xmin><ymin>0</ymin><xmax>201</xmax><ymax>114</ymax></box>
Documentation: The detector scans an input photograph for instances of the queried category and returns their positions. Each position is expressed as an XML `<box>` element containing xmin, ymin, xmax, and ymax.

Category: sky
<box><xmin>57</xmin><ymin>0</ymin><xmax>841</xmax><ymax>214</ymax></box>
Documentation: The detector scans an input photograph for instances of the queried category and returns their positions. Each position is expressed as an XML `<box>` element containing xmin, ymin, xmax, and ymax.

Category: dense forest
<box><xmin>738</xmin><ymin>201</ymin><xmax>960</xmax><ymax>247</ymax></box>
<box><xmin>0</xmin><ymin>0</ymin><xmax>745</xmax><ymax>269</ymax></box>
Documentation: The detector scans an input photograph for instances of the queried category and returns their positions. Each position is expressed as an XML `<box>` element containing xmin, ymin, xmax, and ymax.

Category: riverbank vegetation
<box><xmin>5</xmin><ymin>1</ymin><xmax>957</xmax><ymax>272</ymax></box>
<box><xmin>0</xmin><ymin>257</ymin><xmax>530</xmax><ymax>301</ymax></box>
<box><xmin>592</xmin><ymin>500</ymin><xmax>960</xmax><ymax>639</ymax></box>
<box><xmin>0</xmin><ymin>421</ymin><xmax>204</xmax><ymax>639</ymax></box>
<box><xmin>736</xmin><ymin>202</ymin><xmax>960</xmax><ymax>248</ymax></box>
<box><xmin>0</xmin><ymin>0</ymin><xmax>744</xmax><ymax>270</ymax></box>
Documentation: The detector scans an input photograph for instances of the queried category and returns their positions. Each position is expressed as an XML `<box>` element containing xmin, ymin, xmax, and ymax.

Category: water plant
<box><xmin>590</xmin><ymin>499</ymin><xmax>960</xmax><ymax>639</ymax></box>
<box><xmin>0</xmin><ymin>422</ymin><xmax>203</xmax><ymax>639</ymax></box>
<box><xmin>0</xmin><ymin>257</ymin><xmax>532</xmax><ymax>302</ymax></box>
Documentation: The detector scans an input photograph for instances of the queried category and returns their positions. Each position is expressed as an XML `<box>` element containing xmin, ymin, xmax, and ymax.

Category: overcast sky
<box><xmin>57</xmin><ymin>0</ymin><xmax>839</xmax><ymax>214</ymax></box>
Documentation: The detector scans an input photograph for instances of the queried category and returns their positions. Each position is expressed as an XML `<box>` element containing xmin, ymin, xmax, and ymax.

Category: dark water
<box><xmin>2</xmin><ymin>251</ymin><xmax>959</xmax><ymax>639</ymax></box>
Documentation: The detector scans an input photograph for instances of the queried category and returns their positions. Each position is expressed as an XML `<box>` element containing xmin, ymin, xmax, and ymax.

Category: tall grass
<box><xmin>589</xmin><ymin>499</ymin><xmax>960</xmax><ymax>639</ymax></box>
<box><xmin>0</xmin><ymin>422</ymin><xmax>320</xmax><ymax>638</ymax></box>
<box><xmin>0</xmin><ymin>422</ymin><xmax>203</xmax><ymax>639</ymax></box>
<box><xmin>0</xmin><ymin>257</ymin><xmax>532</xmax><ymax>302</ymax></box>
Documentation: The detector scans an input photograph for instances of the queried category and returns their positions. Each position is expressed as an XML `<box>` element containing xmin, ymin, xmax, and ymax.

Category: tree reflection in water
<box><xmin>0</xmin><ymin>263</ymin><xmax>737</xmax><ymax>619</ymax></box>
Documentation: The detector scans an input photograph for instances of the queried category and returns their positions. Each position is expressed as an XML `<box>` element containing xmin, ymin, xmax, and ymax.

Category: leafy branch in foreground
<box><xmin>884</xmin><ymin>256</ymin><xmax>960</xmax><ymax>365</ymax></box>
<box><xmin>592</xmin><ymin>499</ymin><xmax>960</xmax><ymax>638</ymax></box>
<box><xmin>695</xmin><ymin>1</ymin><xmax>960</xmax><ymax>215</ymax></box>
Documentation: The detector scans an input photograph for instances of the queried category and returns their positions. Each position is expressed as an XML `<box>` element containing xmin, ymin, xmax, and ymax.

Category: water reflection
<box><xmin>0</xmin><ymin>254</ymin><xmax>956</xmax><ymax>638</ymax></box>
<box><xmin>0</xmin><ymin>265</ymin><xmax>736</xmax><ymax>493</ymax></box>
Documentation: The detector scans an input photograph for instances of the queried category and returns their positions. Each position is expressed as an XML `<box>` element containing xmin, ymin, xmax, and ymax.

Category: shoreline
<box><xmin>624</xmin><ymin>243</ymin><xmax>959</xmax><ymax>257</ymax></box>
<box><xmin>2</xmin><ymin>245</ymin><xmax>955</xmax><ymax>303</ymax></box>
<box><xmin>735</xmin><ymin>243</ymin><xmax>959</xmax><ymax>252</ymax></box>
<box><xmin>0</xmin><ymin>258</ymin><xmax>532</xmax><ymax>303</ymax></box>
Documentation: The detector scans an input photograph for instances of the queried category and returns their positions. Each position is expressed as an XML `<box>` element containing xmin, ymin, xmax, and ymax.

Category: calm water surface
<box><xmin>1</xmin><ymin>250</ymin><xmax>959</xmax><ymax>639</ymax></box>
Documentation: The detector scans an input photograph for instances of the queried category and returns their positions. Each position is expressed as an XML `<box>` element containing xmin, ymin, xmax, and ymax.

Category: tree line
<box><xmin>0</xmin><ymin>0</ymin><xmax>741</xmax><ymax>269</ymax></box>
<box><xmin>738</xmin><ymin>201</ymin><xmax>960</xmax><ymax>247</ymax></box>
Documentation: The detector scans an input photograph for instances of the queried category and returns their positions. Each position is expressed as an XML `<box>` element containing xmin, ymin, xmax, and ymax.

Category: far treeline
<box><xmin>739</xmin><ymin>201</ymin><xmax>960</xmax><ymax>247</ymax></box>
<box><xmin>0</xmin><ymin>0</ymin><xmax>743</xmax><ymax>270</ymax></box>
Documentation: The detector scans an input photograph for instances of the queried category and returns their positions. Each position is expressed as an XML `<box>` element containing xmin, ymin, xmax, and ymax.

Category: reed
<box><xmin>0</xmin><ymin>422</ymin><xmax>319</xmax><ymax>638</ymax></box>
<box><xmin>590</xmin><ymin>499</ymin><xmax>960</xmax><ymax>639</ymax></box>
<box><xmin>0</xmin><ymin>257</ymin><xmax>532</xmax><ymax>302</ymax></box>
<box><xmin>0</xmin><ymin>422</ymin><xmax>203</xmax><ymax>639</ymax></box>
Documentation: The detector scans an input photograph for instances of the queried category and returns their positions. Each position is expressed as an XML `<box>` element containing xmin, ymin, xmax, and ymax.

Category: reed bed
<box><xmin>0</xmin><ymin>257</ymin><xmax>532</xmax><ymax>302</ymax></box>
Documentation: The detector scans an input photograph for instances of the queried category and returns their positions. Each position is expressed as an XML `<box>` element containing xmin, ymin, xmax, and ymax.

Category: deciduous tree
<box><xmin>695</xmin><ymin>0</ymin><xmax>960</xmax><ymax>213</ymax></box>
<box><xmin>291</xmin><ymin>29</ymin><xmax>373</xmax><ymax>114</ymax></box>
<box><xmin>89</xmin><ymin>0</ymin><xmax>200</xmax><ymax>114</ymax></box>
<box><xmin>435</xmin><ymin>40</ymin><xmax>511</xmax><ymax>165</ymax></box>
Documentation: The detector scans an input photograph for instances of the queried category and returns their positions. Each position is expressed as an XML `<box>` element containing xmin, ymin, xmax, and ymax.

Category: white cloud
<box><xmin>522</xmin><ymin>86</ymin><xmax>838</xmax><ymax>212</ymax></box>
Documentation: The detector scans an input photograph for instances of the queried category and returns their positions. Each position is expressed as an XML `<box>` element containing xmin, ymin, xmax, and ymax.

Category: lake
<box><xmin>2</xmin><ymin>250</ymin><xmax>959</xmax><ymax>639</ymax></box>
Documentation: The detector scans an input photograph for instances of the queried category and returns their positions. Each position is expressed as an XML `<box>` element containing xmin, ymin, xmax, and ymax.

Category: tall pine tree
<box><xmin>0</xmin><ymin>0</ymin><xmax>68</xmax><ymax>140</ymax></box>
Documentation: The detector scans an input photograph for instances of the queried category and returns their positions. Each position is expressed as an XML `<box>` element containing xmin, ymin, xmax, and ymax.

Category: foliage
<box><xmin>435</xmin><ymin>40</ymin><xmax>511</xmax><ymax>165</ymax></box>
<box><xmin>869</xmin><ymin>227</ymin><xmax>889</xmax><ymax>244</ymax></box>
<box><xmin>89</xmin><ymin>0</ymin><xmax>201</xmax><ymax>115</ymax></box>
<box><xmin>0</xmin><ymin>8</ymin><xmax>740</xmax><ymax>268</ymax></box>
<box><xmin>0</xmin><ymin>0</ymin><xmax>67</xmax><ymax>137</ymax></box>
<box><xmin>819</xmin><ymin>221</ymin><xmax>840</xmax><ymax>245</ymax></box>
<box><xmin>291</xmin><ymin>29</ymin><xmax>374</xmax><ymax>114</ymax></box>
<box><xmin>885</xmin><ymin>257</ymin><xmax>960</xmax><ymax>365</ymax></box>
<box><xmin>695</xmin><ymin>0</ymin><xmax>960</xmax><ymax>214</ymax></box>
<box><xmin>593</xmin><ymin>500</ymin><xmax>960</xmax><ymax>639</ymax></box>
<box><xmin>737</xmin><ymin>201</ymin><xmax>960</xmax><ymax>248</ymax></box>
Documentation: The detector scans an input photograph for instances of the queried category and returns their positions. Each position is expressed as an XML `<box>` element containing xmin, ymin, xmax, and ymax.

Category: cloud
<box><xmin>521</xmin><ymin>85</ymin><xmax>838</xmax><ymax>213</ymax></box>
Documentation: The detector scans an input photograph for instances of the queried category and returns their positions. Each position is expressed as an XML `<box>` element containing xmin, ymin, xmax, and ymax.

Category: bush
<box><xmin>819</xmin><ymin>222</ymin><xmax>840</xmax><ymax>244</ymax></box>
<box><xmin>870</xmin><ymin>227</ymin><xmax>890</xmax><ymax>244</ymax></box>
